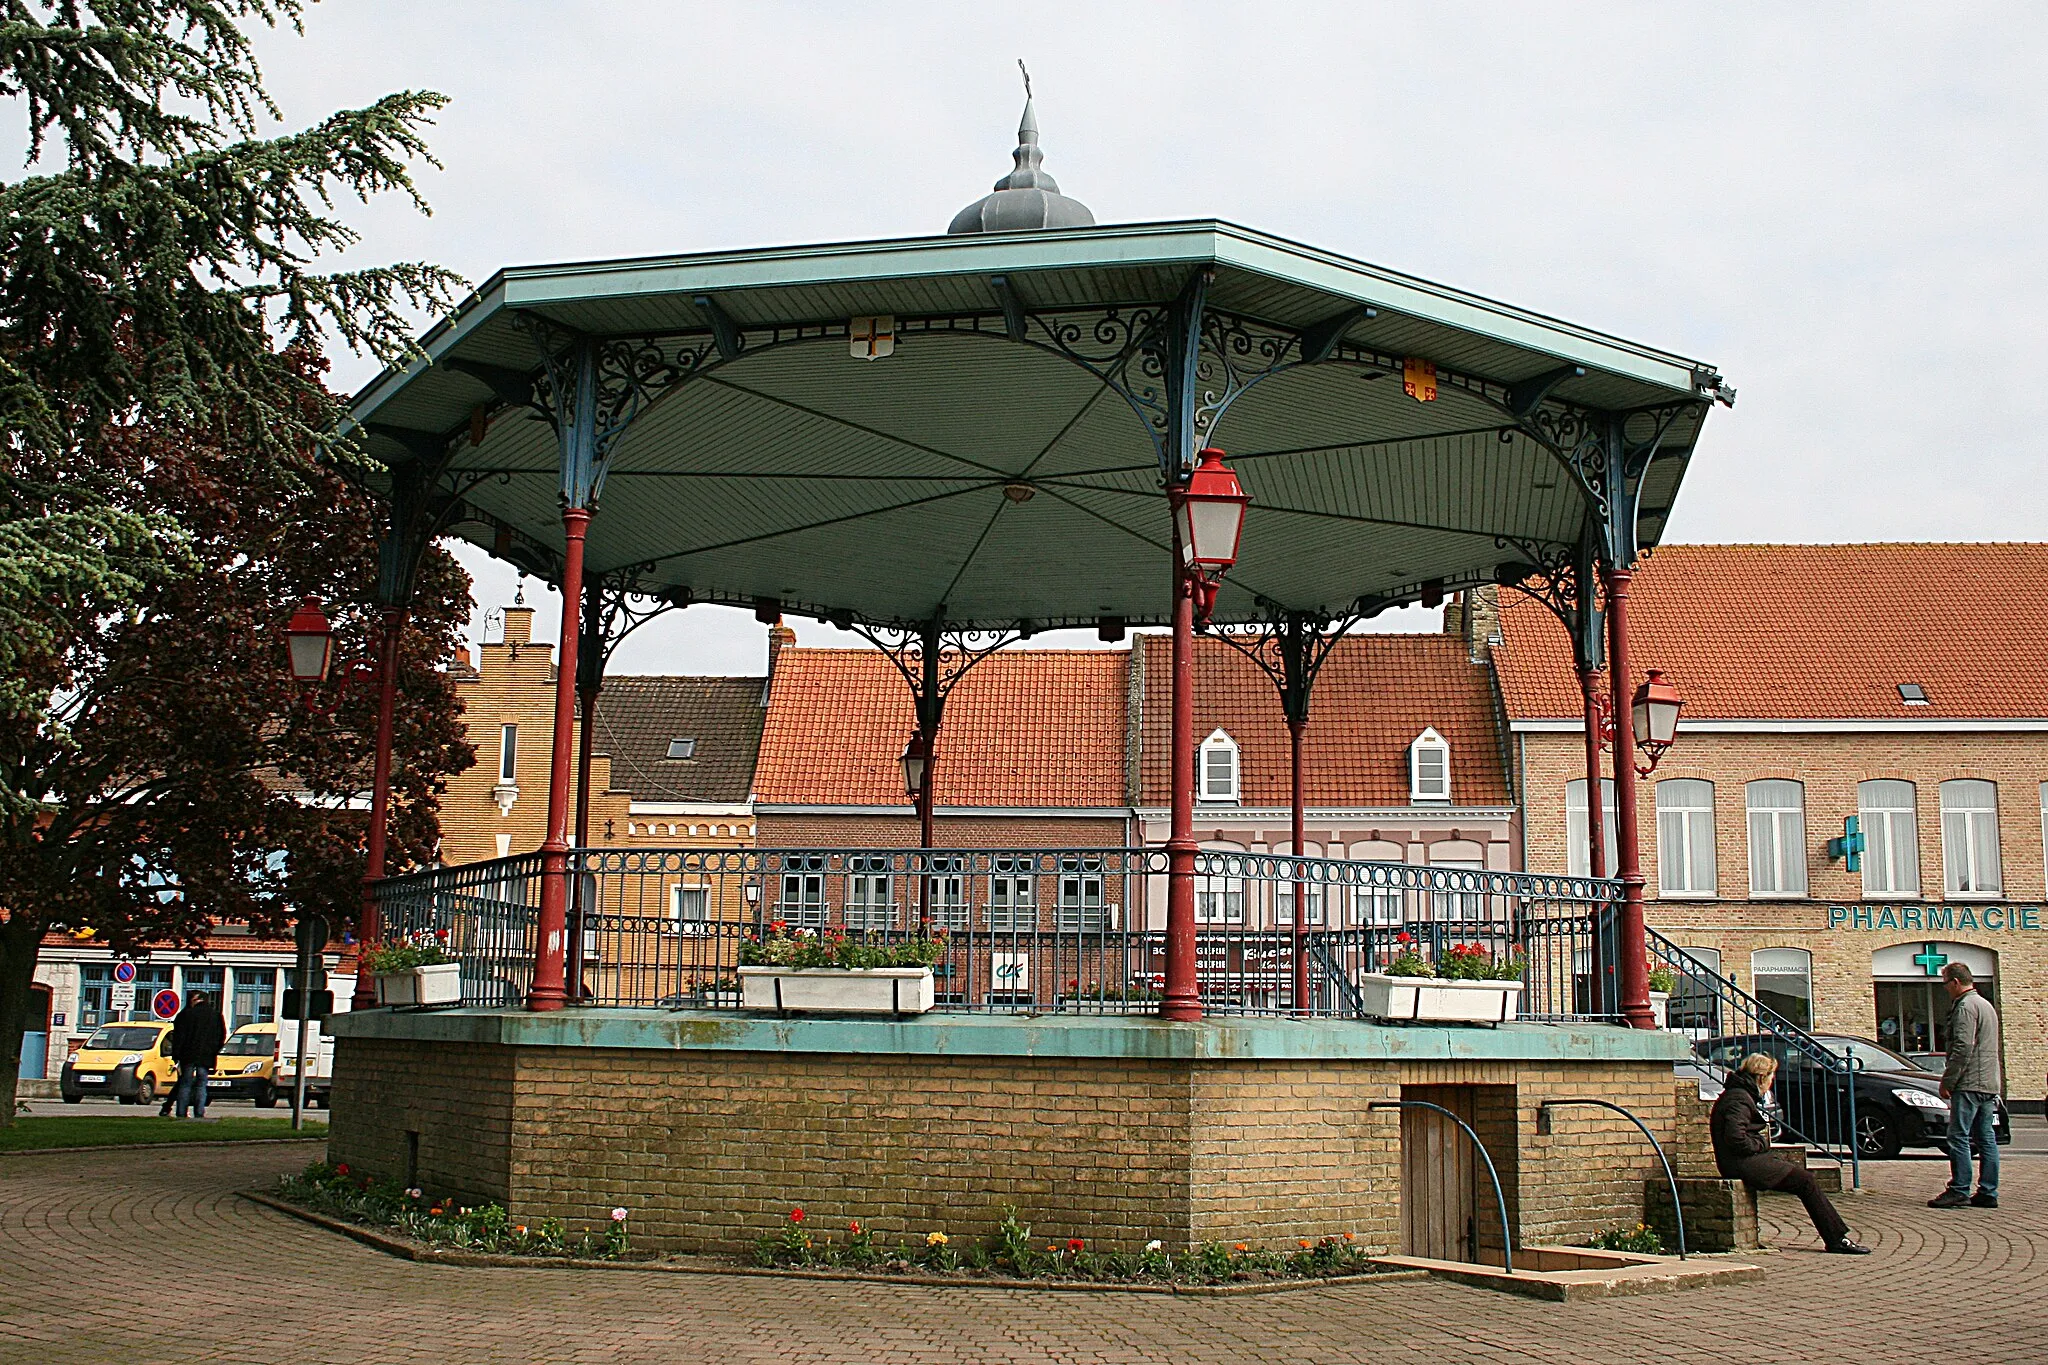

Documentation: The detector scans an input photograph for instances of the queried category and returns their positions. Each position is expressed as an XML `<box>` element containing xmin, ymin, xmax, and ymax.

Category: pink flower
<box><xmin>610</xmin><ymin>1207</ymin><xmax>628</xmax><ymax>1222</ymax></box>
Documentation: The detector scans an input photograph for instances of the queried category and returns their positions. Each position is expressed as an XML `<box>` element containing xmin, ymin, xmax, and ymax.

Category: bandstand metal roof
<box><xmin>347</xmin><ymin>217</ymin><xmax>1732</xmax><ymax>632</ymax></box>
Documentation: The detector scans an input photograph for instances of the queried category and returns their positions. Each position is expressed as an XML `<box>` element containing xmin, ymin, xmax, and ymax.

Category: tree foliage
<box><xmin>0</xmin><ymin>3</ymin><xmax>474</xmax><ymax>1120</ymax></box>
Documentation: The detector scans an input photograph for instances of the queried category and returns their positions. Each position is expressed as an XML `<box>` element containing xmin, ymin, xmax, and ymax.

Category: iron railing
<box><xmin>1647</xmin><ymin>926</ymin><xmax>1860</xmax><ymax>1185</ymax></box>
<box><xmin>373</xmin><ymin>846</ymin><xmax>1623</xmax><ymax>1021</ymax></box>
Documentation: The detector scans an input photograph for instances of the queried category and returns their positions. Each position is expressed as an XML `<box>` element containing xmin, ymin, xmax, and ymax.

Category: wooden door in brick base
<box><xmin>1400</xmin><ymin>1084</ymin><xmax>1479</xmax><ymax>1262</ymax></box>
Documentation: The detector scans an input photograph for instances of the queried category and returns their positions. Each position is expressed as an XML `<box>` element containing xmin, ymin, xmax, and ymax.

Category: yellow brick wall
<box><xmin>1521</xmin><ymin>729</ymin><xmax>2048</xmax><ymax>1093</ymax></box>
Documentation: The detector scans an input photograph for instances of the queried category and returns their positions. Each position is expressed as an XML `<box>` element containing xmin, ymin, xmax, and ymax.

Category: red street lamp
<box><xmin>899</xmin><ymin>732</ymin><xmax>929</xmax><ymax>798</ymax></box>
<box><xmin>1630</xmin><ymin>669</ymin><xmax>1684</xmax><ymax>774</ymax></box>
<box><xmin>284</xmin><ymin>596</ymin><xmax>336</xmax><ymax>684</ymax></box>
<box><xmin>1170</xmin><ymin>448</ymin><xmax>1249</xmax><ymax>622</ymax></box>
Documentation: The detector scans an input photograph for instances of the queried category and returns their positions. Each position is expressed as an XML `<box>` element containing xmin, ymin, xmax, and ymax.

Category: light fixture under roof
<box><xmin>1897</xmin><ymin>683</ymin><xmax>1929</xmax><ymax>706</ymax></box>
<box><xmin>665</xmin><ymin>737</ymin><xmax>697</xmax><ymax>759</ymax></box>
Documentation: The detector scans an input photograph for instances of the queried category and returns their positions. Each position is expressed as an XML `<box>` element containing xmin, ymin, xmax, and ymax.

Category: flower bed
<box><xmin>276</xmin><ymin>1162</ymin><xmax>634</xmax><ymax>1260</ymax></box>
<box><xmin>751</xmin><ymin>1206</ymin><xmax>1381</xmax><ymax>1285</ymax></box>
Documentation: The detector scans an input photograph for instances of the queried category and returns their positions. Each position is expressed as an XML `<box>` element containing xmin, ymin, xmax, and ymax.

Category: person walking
<box><xmin>1711</xmin><ymin>1053</ymin><xmax>1870</xmax><ymax>1254</ymax></box>
<box><xmin>162</xmin><ymin>992</ymin><xmax>226</xmax><ymax>1120</ymax></box>
<box><xmin>1928</xmin><ymin>962</ymin><xmax>2001</xmax><ymax>1209</ymax></box>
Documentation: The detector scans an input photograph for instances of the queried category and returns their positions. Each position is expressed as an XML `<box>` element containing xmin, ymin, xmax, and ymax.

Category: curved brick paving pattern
<box><xmin>0</xmin><ymin>1145</ymin><xmax>2040</xmax><ymax>1364</ymax></box>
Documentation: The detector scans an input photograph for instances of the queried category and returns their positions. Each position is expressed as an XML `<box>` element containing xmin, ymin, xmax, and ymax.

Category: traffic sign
<box><xmin>110</xmin><ymin>983</ymin><xmax>136</xmax><ymax>1011</ymax></box>
<box><xmin>113</xmin><ymin>960</ymin><xmax>137</xmax><ymax>984</ymax></box>
<box><xmin>151</xmin><ymin>988</ymin><xmax>180</xmax><ymax>1019</ymax></box>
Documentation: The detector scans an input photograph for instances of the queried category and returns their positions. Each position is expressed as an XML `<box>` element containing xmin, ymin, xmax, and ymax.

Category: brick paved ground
<box><xmin>0</xmin><ymin>1144</ymin><xmax>2038</xmax><ymax>1365</ymax></box>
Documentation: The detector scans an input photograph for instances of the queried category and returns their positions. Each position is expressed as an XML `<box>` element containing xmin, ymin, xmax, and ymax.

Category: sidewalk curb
<box><xmin>2</xmin><ymin>1136</ymin><xmax>328</xmax><ymax>1157</ymax></box>
<box><xmin>238</xmin><ymin>1191</ymin><xmax>1430</xmax><ymax>1296</ymax></box>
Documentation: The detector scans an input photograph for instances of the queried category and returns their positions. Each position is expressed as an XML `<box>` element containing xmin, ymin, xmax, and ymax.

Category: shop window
<box><xmin>1655</xmin><ymin>779</ymin><xmax>1716</xmax><ymax>896</ymax></box>
<box><xmin>1198</xmin><ymin>730</ymin><xmax>1240</xmax><ymax>804</ymax></box>
<box><xmin>230</xmin><ymin>967</ymin><xmax>277</xmax><ymax>1027</ymax></box>
<box><xmin>1746</xmin><ymin>780</ymin><xmax>1808</xmax><ymax>897</ymax></box>
<box><xmin>1751</xmin><ymin>947</ymin><xmax>1813</xmax><ymax>1029</ymax></box>
<box><xmin>1858</xmin><ymin>779</ymin><xmax>1920</xmax><ymax>897</ymax></box>
<box><xmin>1566</xmin><ymin>778</ymin><xmax>1617</xmax><ymax>879</ymax></box>
<box><xmin>1941</xmin><ymin>779</ymin><xmax>2002</xmax><ymax>897</ymax></box>
<box><xmin>1408</xmin><ymin>728</ymin><xmax>1450</xmax><ymax>803</ymax></box>
<box><xmin>1668</xmin><ymin>947</ymin><xmax>1722</xmax><ymax>1035</ymax></box>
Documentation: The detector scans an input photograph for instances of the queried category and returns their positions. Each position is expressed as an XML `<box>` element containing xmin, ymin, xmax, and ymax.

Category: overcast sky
<box><xmin>234</xmin><ymin>1</ymin><xmax>2046</xmax><ymax>676</ymax></box>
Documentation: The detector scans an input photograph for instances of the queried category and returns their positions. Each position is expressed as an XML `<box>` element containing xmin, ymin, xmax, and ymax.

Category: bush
<box><xmin>1588</xmin><ymin>1223</ymin><xmax>1665</xmax><ymax>1254</ymax></box>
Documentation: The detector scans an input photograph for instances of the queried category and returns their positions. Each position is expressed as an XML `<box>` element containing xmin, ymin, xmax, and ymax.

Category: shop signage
<box><xmin>1828</xmin><ymin>904</ymin><xmax>2044</xmax><ymax>932</ymax></box>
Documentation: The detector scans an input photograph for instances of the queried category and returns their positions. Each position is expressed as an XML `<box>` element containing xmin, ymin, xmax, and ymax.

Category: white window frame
<box><xmin>989</xmin><ymin>870</ymin><xmax>1035</xmax><ymax>933</ymax></box>
<box><xmin>776</xmin><ymin>855</ymin><xmax>827</xmax><ymax>927</ymax></box>
<box><xmin>1353</xmin><ymin>884</ymin><xmax>1405</xmax><ymax>927</ymax></box>
<box><xmin>844</xmin><ymin>856</ymin><xmax>895</xmax><ymax>930</ymax></box>
<box><xmin>924</xmin><ymin>855</ymin><xmax>969</xmax><ymax>930</ymax></box>
<box><xmin>1408</xmin><ymin>727</ymin><xmax>1451</xmax><ymax>803</ymax></box>
<box><xmin>668</xmin><ymin>883</ymin><xmax>710</xmax><ymax>935</ymax></box>
<box><xmin>1941</xmin><ymin>779</ymin><xmax>2002</xmax><ymax>898</ymax></box>
<box><xmin>1858</xmin><ymin>779</ymin><xmax>1920</xmax><ymax>898</ymax></box>
<box><xmin>1746</xmin><ymin>779</ymin><xmax>1808</xmax><ymax>897</ymax></box>
<box><xmin>1198</xmin><ymin>729</ymin><xmax>1240</xmax><ymax>804</ymax></box>
<box><xmin>2040</xmin><ymin>782</ymin><xmax>2048</xmax><ymax>899</ymax></box>
<box><xmin>498</xmin><ymin>723</ymin><xmax>517</xmax><ymax>784</ymax></box>
<box><xmin>1655</xmin><ymin>778</ymin><xmax>1717</xmax><ymax>897</ymax></box>
<box><xmin>1056</xmin><ymin>855</ymin><xmax>1108</xmax><ymax>931</ymax></box>
<box><xmin>1566</xmin><ymin>778</ymin><xmax>1618</xmax><ymax>880</ymax></box>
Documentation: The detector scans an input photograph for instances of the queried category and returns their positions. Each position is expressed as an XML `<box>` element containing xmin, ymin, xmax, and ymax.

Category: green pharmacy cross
<box><xmin>1913</xmin><ymin>943</ymin><xmax>1949</xmax><ymax>977</ymax></box>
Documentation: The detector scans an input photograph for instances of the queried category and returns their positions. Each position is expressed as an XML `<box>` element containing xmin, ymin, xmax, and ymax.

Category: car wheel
<box><xmin>63</xmin><ymin>1094</ymin><xmax>83</xmax><ymax>1105</ymax></box>
<box><xmin>1856</xmin><ymin>1108</ymin><xmax>1902</xmax><ymax>1160</ymax></box>
<box><xmin>118</xmin><ymin>1092</ymin><xmax>137</xmax><ymax>1106</ymax></box>
<box><xmin>254</xmin><ymin>1083</ymin><xmax>277</xmax><ymax>1109</ymax></box>
<box><xmin>136</xmin><ymin>1076</ymin><xmax>157</xmax><ymax>1106</ymax></box>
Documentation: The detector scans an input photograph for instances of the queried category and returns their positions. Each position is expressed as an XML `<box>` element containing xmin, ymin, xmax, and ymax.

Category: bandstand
<box><xmin>322</xmin><ymin>94</ymin><xmax>1736</xmax><ymax>1259</ymax></box>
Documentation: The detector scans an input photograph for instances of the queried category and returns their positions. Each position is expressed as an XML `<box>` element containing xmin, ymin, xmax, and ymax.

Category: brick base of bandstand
<box><xmin>324</xmin><ymin>1010</ymin><xmax>1693</xmax><ymax>1258</ymax></box>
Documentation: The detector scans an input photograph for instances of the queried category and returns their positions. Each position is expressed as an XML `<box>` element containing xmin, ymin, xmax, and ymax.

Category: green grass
<box><xmin>0</xmin><ymin>1115</ymin><xmax>328</xmax><ymax>1152</ymax></box>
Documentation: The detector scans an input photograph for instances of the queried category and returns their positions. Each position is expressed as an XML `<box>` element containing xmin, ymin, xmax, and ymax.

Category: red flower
<box><xmin>848</xmin><ymin>1221</ymin><xmax>862</xmax><ymax>1235</ymax></box>
<box><xmin>789</xmin><ymin>1207</ymin><xmax>805</xmax><ymax>1223</ymax></box>
<box><xmin>335</xmin><ymin>1163</ymin><xmax>350</xmax><ymax>1176</ymax></box>
<box><xmin>1066</xmin><ymin>1238</ymin><xmax>1085</xmax><ymax>1253</ymax></box>
<box><xmin>1394</xmin><ymin>933</ymin><xmax>1412</xmax><ymax>945</ymax></box>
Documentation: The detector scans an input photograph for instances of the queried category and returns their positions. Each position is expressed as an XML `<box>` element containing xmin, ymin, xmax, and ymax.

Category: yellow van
<box><xmin>60</xmin><ymin>1020</ymin><xmax>178</xmax><ymax>1105</ymax></box>
<box><xmin>215</xmin><ymin>1022</ymin><xmax>279</xmax><ymax>1106</ymax></box>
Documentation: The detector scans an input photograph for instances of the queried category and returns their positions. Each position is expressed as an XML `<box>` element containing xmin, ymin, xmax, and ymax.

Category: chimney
<box><xmin>763</xmin><ymin>619</ymin><xmax>797</xmax><ymax>705</ymax></box>
<box><xmin>502</xmin><ymin>603</ymin><xmax>535</xmax><ymax>647</ymax></box>
<box><xmin>1450</xmin><ymin>586</ymin><xmax>1503</xmax><ymax>663</ymax></box>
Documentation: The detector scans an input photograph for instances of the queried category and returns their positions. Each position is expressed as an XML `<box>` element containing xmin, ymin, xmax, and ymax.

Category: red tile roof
<box><xmin>1495</xmin><ymin>543</ymin><xmax>2048</xmax><ymax>720</ymax></box>
<box><xmin>1135</xmin><ymin>633</ymin><xmax>1509</xmax><ymax>808</ymax></box>
<box><xmin>754</xmin><ymin>649</ymin><xmax>1127</xmax><ymax>807</ymax></box>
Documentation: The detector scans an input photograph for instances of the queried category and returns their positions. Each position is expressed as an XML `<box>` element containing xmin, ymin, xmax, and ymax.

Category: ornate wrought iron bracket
<box><xmin>575</xmin><ymin>574</ymin><xmax>691</xmax><ymax>693</ymax></box>
<box><xmin>1205</xmin><ymin>599</ymin><xmax>1369</xmax><ymax>728</ymax></box>
<box><xmin>847</xmin><ymin>611</ymin><xmax>1023</xmax><ymax>736</ymax></box>
<box><xmin>1493</xmin><ymin>526</ymin><xmax>1605</xmax><ymax>674</ymax></box>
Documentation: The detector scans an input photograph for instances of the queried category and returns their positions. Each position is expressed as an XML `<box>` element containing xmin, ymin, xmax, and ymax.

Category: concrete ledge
<box><xmin>326</xmin><ymin>1007</ymin><xmax>1691</xmax><ymax>1063</ymax></box>
<box><xmin>1371</xmin><ymin>1246</ymin><xmax>1763</xmax><ymax>1301</ymax></box>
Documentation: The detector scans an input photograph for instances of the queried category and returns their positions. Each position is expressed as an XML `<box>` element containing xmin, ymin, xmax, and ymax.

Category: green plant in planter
<box><xmin>361</xmin><ymin>930</ymin><xmax>453</xmax><ymax>973</ymax></box>
<box><xmin>740</xmin><ymin>923</ymin><xmax>948</xmax><ymax>970</ymax></box>
<box><xmin>1648</xmin><ymin>967</ymin><xmax>1679</xmax><ymax>994</ymax></box>
<box><xmin>1381</xmin><ymin>932</ymin><xmax>1433</xmax><ymax>977</ymax></box>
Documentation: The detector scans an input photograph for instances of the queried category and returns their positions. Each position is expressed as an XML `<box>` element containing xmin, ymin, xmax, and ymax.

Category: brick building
<box><xmin>1497</xmin><ymin>544</ymin><xmax>2048</xmax><ymax>1104</ymax></box>
<box><xmin>438</xmin><ymin>601</ymin><xmax>772</xmax><ymax>866</ymax></box>
<box><xmin>1129</xmin><ymin>632</ymin><xmax>1518</xmax><ymax>930</ymax></box>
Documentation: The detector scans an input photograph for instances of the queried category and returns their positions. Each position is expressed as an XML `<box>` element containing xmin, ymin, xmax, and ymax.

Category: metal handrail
<box><xmin>1370</xmin><ymin>1099</ymin><xmax>1515</xmax><ymax>1274</ymax></box>
<box><xmin>1540</xmin><ymin>1099</ymin><xmax>1686</xmax><ymax>1258</ymax></box>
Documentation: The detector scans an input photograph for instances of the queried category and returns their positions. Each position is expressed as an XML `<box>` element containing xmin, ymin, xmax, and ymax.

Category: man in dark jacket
<box><xmin>1710</xmin><ymin>1053</ymin><xmax>1869</xmax><ymax>1254</ymax></box>
<box><xmin>1929</xmin><ymin>961</ymin><xmax>2002</xmax><ymax>1209</ymax></box>
<box><xmin>164</xmin><ymin>992</ymin><xmax>227</xmax><ymax>1119</ymax></box>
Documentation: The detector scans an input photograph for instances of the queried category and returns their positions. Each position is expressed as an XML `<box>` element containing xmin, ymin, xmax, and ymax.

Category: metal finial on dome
<box><xmin>947</xmin><ymin>64</ymin><xmax>1096</xmax><ymax>235</ymax></box>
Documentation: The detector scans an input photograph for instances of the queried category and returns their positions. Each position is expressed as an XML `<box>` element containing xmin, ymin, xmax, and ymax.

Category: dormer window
<box><xmin>1199</xmin><ymin>729</ymin><xmax>1240</xmax><ymax>804</ymax></box>
<box><xmin>1409</xmin><ymin>727</ymin><xmax>1451</xmax><ymax>803</ymax></box>
<box><xmin>665</xmin><ymin>737</ymin><xmax>697</xmax><ymax>760</ymax></box>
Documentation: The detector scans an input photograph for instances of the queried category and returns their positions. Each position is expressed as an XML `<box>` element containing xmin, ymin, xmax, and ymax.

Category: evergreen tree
<box><xmin>0</xmin><ymin>2</ymin><xmax>472</xmax><ymax>1121</ymax></box>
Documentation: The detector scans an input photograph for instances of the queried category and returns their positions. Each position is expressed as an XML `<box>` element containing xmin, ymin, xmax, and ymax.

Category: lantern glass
<box><xmin>284</xmin><ymin>597</ymin><xmax>335</xmax><ymax>684</ymax></box>
<box><xmin>899</xmin><ymin>736</ymin><xmax>927</xmax><ymax>797</ymax></box>
<box><xmin>1180</xmin><ymin>497</ymin><xmax>1246</xmax><ymax>569</ymax></box>
<box><xmin>1631</xmin><ymin>671</ymin><xmax>1683</xmax><ymax>746</ymax></box>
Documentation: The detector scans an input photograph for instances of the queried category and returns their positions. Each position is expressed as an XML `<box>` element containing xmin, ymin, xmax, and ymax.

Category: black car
<box><xmin>1694</xmin><ymin>1033</ymin><xmax>2011</xmax><ymax>1160</ymax></box>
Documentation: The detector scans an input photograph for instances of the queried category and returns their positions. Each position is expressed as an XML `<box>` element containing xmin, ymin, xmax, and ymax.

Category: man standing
<box><xmin>1928</xmin><ymin>962</ymin><xmax>2001</xmax><ymax>1209</ymax></box>
<box><xmin>163</xmin><ymin>991</ymin><xmax>226</xmax><ymax>1120</ymax></box>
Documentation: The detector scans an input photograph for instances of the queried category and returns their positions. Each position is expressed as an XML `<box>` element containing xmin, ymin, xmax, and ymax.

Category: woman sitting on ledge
<box><xmin>1711</xmin><ymin>1053</ymin><xmax>1871</xmax><ymax>1255</ymax></box>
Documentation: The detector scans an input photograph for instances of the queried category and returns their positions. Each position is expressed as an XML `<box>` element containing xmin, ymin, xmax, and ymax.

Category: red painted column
<box><xmin>527</xmin><ymin>507</ymin><xmax>591</xmax><ymax>1012</ymax></box>
<box><xmin>1578</xmin><ymin>664</ymin><xmax>1608</xmax><ymax>880</ymax></box>
<box><xmin>1162</xmin><ymin>553</ymin><xmax>1201</xmax><ymax>1022</ymax></box>
<box><xmin>1290</xmin><ymin>716</ymin><xmax>1308</xmax><ymax>1015</ymax></box>
<box><xmin>917</xmin><ymin>729</ymin><xmax>936</xmax><ymax>934</ymax></box>
<box><xmin>352</xmin><ymin>605</ymin><xmax>407</xmax><ymax>1011</ymax></box>
<box><xmin>1603</xmin><ymin>565</ymin><xmax>1655</xmax><ymax>1029</ymax></box>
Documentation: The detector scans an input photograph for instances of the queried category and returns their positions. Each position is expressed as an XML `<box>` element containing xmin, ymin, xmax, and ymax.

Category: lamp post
<box><xmin>901</xmin><ymin>731</ymin><xmax>934</xmax><ymax>932</ymax></box>
<box><xmin>282</xmin><ymin>595</ymin><xmax>405</xmax><ymax>1011</ymax></box>
<box><xmin>1163</xmin><ymin>449</ymin><xmax>1249</xmax><ymax>1022</ymax></box>
<box><xmin>1630</xmin><ymin>669</ymin><xmax>1683</xmax><ymax>775</ymax></box>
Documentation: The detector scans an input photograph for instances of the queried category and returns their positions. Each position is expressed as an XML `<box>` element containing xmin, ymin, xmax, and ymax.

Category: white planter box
<box><xmin>373</xmin><ymin>962</ymin><xmax>463</xmax><ymax>1007</ymax></box>
<box><xmin>1649</xmin><ymin>991</ymin><xmax>1671</xmax><ymax>1030</ymax></box>
<box><xmin>739</xmin><ymin>967</ymin><xmax>935</xmax><ymax>1015</ymax></box>
<box><xmin>1358</xmin><ymin>974</ymin><xmax>1523</xmax><ymax>1024</ymax></box>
